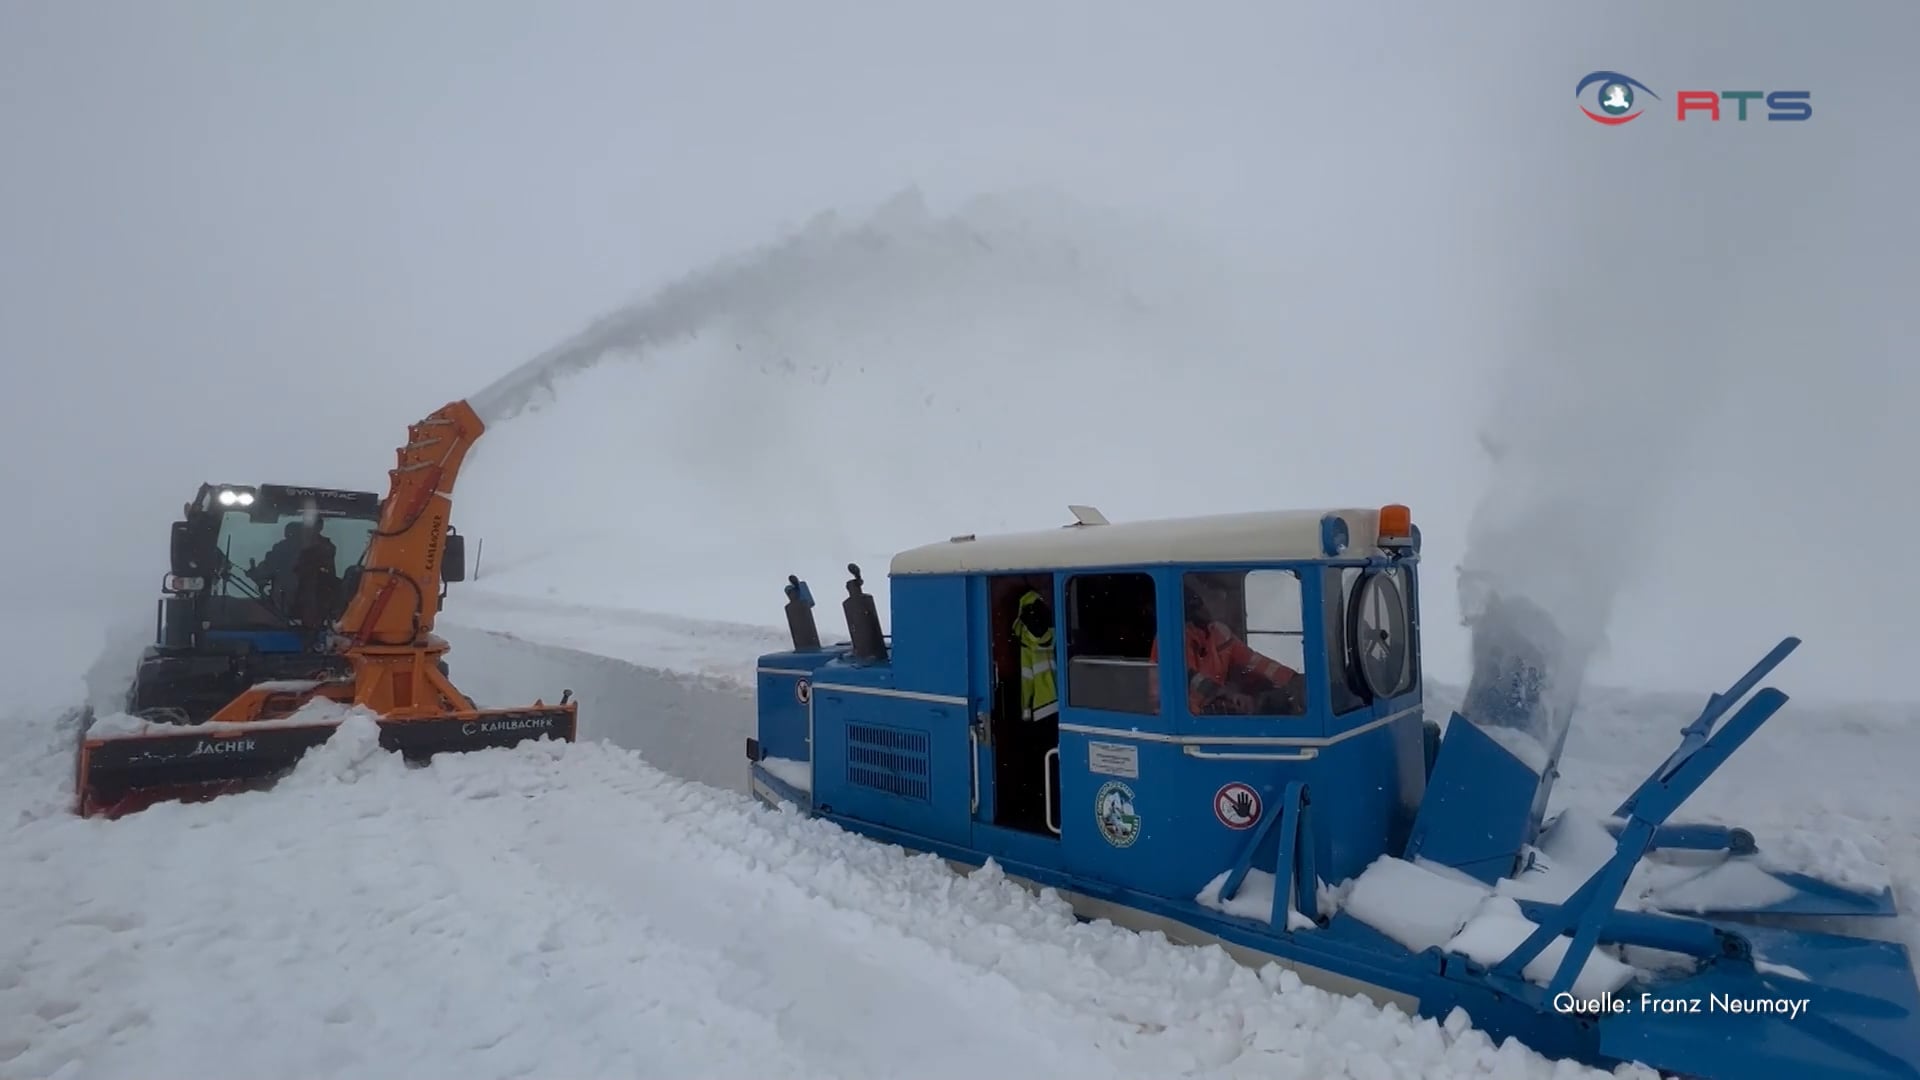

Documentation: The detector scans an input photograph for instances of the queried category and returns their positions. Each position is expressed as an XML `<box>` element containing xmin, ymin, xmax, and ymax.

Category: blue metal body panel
<box><xmin>204</xmin><ymin>629</ymin><xmax>306</xmax><ymax>654</ymax></box>
<box><xmin>888</xmin><ymin>576</ymin><xmax>970</xmax><ymax>699</ymax></box>
<box><xmin>749</xmin><ymin>517</ymin><xmax>1920</xmax><ymax>1080</ymax></box>
<box><xmin>755</xmin><ymin>646</ymin><xmax>847</xmax><ymax>766</ymax></box>
<box><xmin>1402</xmin><ymin>713</ymin><xmax>1546</xmax><ymax>883</ymax></box>
<box><xmin>808</xmin><ymin>662</ymin><xmax>974</xmax><ymax>849</ymax></box>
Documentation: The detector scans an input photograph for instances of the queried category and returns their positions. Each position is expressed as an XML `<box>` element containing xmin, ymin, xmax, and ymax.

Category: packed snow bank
<box><xmin>2</xmin><ymin>690</ymin><xmax>1635</xmax><ymax>1080</ymax></box>
<box><xmin>444</xmin><ymin>589</ymin><xmax>784</xmax><ymax>688</ymax></box>
<box><xmin>439</xmin><ymin>603</ymin><xmax>764</xmax><ymax>793</ymax></box>
<box><xmin>1344</xmin><ymin>857</ymin><xmax>1494</xmax><ymax>955</ymax></box>
<box><xmin>83</xmin><ymin>697</ymin><xmax>365</xmax><ymax>738</ymax></box>
<box><xmin>453</xmin><ymin>188</ymin><xmax>1477</xmax><ymax>637</ymax></box>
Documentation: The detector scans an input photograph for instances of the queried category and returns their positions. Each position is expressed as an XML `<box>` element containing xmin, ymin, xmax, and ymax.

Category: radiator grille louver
<box><xmin>845</xmin><ymin>722</ymin><xmax>931</xmax><ymax>802</ymax></box>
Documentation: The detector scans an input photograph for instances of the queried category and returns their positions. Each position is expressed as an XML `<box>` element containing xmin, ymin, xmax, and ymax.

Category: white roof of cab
<box><xmin>889</xmin><ymin>507</ymin><xmax>1388</xmax><ymax>576</ymax></box>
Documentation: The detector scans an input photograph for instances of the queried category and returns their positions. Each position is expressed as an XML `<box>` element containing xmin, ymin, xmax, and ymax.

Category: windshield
<box><xmin>213</xmin><ymin>511</ymin><xmax>375</xmax><ymax>591</ymax></box>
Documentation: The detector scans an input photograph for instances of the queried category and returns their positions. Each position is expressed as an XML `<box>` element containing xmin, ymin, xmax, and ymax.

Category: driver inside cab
<box><xmin>248</xmin><ymin>518</ymin><xmax>342</xmax><ymax>625</ymax></box>
<box><xmin>1150</xmin><ymin>581</ymin><xmax>1306</xmax><ymax>716</ymax></box>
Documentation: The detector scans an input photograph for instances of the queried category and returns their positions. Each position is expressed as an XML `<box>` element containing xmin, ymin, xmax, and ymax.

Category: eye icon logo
<box><xmin>1576</xmin><ymin>71</ymin><xmax>1658</xmax><ymax>125</ymax></box>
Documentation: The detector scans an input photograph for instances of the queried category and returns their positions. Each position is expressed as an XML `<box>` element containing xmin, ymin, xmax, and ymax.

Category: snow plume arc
<box><xmin>467</xmin><ymin>188</ymin><xmax>1233</xmax><ymax>428</ymax></box>
<box><xmin>456</xmin><ymin>187</ymin><xmax>1460</xmax><ymax>631</ymax></box>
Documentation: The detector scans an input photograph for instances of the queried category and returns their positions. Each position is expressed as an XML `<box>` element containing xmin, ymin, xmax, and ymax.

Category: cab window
<box><xmin>1174</xmin><ymin>570</ymin><xmax>1308</xmax><ymax>717</ymax></box>
<box><xmin>1064</xmin><ymin>572</ymin><xmax>1156</xmax><ymax>715</ymax></box>
<box><xmin>213</xmin><ymin>511</ymin><xmax>376</xmax><ymax>597</ymax></box>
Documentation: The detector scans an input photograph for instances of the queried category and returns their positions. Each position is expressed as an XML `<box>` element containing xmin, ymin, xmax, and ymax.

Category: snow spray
<box><xmin>465</xmin><ymin>189</ymin><xmax>1013</xmax><ymax>428</ymax></box>
<box><xmin>1455</xmin><ymin>241</ymin><xmax>1739</xmax><ymax>763</ymax></box>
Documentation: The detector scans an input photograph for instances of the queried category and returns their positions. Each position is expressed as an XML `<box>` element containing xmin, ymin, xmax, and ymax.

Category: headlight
<box><xmin>218</xmin><ymin>490</ymin><xmax>238</xmax><ymax>506</ymax></box>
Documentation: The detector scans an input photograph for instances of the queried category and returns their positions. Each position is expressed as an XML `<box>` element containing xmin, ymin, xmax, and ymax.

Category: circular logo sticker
<box><xmin>1214</xmin><ymin>782</ymin><xmax>1261</xmax><ymax>830</ymax></box>
<box><xmin>1094</xmin><ymin>780</ymin><xmax>1141</xmax><ymax>848</ymax></box>
<box><xmin>795</xmin><ymin>678</ymin><xmax>811</xmax><ymax>705</ymax></box>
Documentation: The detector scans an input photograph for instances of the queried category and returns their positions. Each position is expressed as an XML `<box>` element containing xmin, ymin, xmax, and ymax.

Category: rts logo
<box><xmin>1576</xmin><ymin>71</ymin><xmax>1658</xmax><ymax>124</ymax></box>
<box><xmin>1576</xmin><ymin>71</ymin><xmax>1812</xmax><ymax>124</ymax></box>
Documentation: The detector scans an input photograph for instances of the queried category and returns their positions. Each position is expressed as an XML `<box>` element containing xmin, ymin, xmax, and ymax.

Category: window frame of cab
<box><xmin>1061</xmin><ymin>570</ymin><xmax>1159</xmax><ymax>717</ymax></box>
<box><xmin>1062</xmin><ymin>563</ymin><xmax>1357</xmax><ymax>732</ymax></box>
<box><xmin>1174</xmin><ymin>567</ymin><xmax>1315</xmax><ymax>723</ymax></box>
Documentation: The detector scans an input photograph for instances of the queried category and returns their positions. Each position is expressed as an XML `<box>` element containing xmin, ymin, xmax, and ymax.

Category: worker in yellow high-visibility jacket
<box><xmin>1013</xmin><ymin>589</ymin><xmax>1058</xmax><ymax>722</ymax></box>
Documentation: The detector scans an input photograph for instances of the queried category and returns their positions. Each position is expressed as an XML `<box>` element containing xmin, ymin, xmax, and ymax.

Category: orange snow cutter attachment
<box><xmin>75</xmin><ymin>398</ymin><xmax>579</xmax><ymax>818</ymax></box>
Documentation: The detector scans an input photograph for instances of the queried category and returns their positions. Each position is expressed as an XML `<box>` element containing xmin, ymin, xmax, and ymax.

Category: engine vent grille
<box><xmin>845</xmin><ymin>722</ymin><xmax>931</xmax><ymax>802</ymax></box>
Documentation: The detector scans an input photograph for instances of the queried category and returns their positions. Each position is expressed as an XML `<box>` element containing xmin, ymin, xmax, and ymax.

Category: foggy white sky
<box><xmin>3</xmin><ymin>2</ymin><xmax>1914</xmax><ymax>701</ymax></box>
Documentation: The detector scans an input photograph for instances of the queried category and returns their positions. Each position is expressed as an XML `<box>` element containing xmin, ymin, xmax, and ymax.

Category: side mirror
<box><xmin>170</xmin><ymin>521</ymin><xmax>196</xmax><ymax>577</ymax></box>
<box><xmin>441</xmin><ymin>528</ymin><xmax>466</xmax><ymax>583</ymax></box>
<box><xmin>170</xmin><ymin>519</ymin><xmax>214</xmax><ymax>577</ymax></box>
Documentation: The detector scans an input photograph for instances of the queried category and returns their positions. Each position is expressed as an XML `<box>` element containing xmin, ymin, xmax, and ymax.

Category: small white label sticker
<box><xmin>1088</xmin><ymin>741</ymin><xmax>1139</xmax><ymax>779</ymax></box>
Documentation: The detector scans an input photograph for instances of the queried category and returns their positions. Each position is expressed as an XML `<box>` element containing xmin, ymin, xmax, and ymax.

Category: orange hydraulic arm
<box><xmin>209</xmin><ymin>399</ymin><xmax>517</xmax><ymax>723</ymax></box>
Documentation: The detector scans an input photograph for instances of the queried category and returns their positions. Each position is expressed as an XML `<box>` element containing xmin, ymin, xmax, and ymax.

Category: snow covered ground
<box><xmin>6</xmin><ymin>194</ymin><xmax>1916</xmax><ymax>1079</ymax></box>
<box><xmin>9</xmin><ymin>586</ymin><xmax>1912</xmax><ymax>1080</ymax></box>
<box><xmin>7</xmin><ymin>609</ymin><xmax>1649</xmax><ymax>1080</ymax></box>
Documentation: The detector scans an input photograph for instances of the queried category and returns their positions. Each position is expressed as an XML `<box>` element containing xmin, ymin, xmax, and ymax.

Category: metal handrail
<box><xmin>1043</xmin><ymin>747</ymin><xmax>1061</xmax><ymax>835</ymax></box>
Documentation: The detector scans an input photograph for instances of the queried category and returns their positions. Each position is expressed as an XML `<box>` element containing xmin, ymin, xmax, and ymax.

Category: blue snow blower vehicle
<box><xmin>128</xmin><ymin>481</ymin><xmax>392</xmax><ymax>723</ymax></box>
<box><xmin>747</xmin><ymin>503</ymin><xmax>1920</xmax><ymax>1079</ymax></box>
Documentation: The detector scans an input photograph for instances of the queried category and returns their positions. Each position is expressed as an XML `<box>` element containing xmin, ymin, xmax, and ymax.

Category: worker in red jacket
<box><xmin>1150</xmin><ymin>586</ymin><xmax>1306</xmax><ymax>715</ymax></box>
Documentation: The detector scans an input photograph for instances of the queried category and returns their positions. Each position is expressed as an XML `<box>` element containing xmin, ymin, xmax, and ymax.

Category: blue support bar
<box><xmin>1268</xmin><ymin>782</ymin><xmax>1319</xmax><ymax>928</ymax></box>
<box><xmin>1296</xmin><ymin>788</ymin><xmax>1319</xmax><ymax>923</ymax></box>
<box><xmin>1590</xmin><ymin>818</ymin><xmax>1757</xmax><ymax>855</ymax></box>
<box><xmin>1495</xmin><ymin>684</ymin><xmax>1790</xmax><ymax>997</ymax></box>
<box><xmin>1220</xmin><ymin>784</ymin><xmax>1288</xmax><ymax>903</ymax></box>
<box><xmin>1508</xmin><ymin>900</ymin><xmax>1744</xmax><ymax>959</ymax></box>
<box><xmin>1628</xmin><ymin>822</ymin><xmax>1755</xmax><ymax>854</ymax></box>
<box><xmin>1268</xmin><ymin>792</ymin><xmax>1298</xmax><ymax>928</ymax></box>
<box><xmin>1220</xmin><ymin>782</ymin><xmax>1319</xmax><ymax>932</ymax></box>
<box><xmin>1615</xmin><ymin>637</ymin><xmax>1798</xmax><ymax>818</ymax></box>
